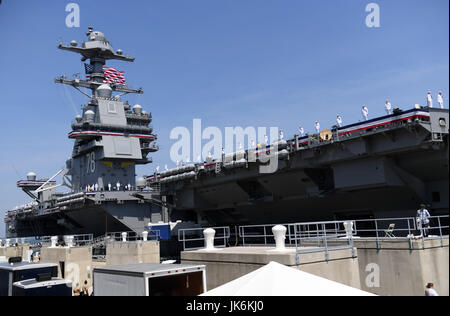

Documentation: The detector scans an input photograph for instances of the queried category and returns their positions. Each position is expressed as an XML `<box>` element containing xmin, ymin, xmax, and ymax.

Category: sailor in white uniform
<box><xmin>299</xmin><ymin>126</ymin><xmax>305</xmax><ymax>137</ymax></box>
<box><xmin>417</xmin><ymin>204</ymin><xmax>431</xmax><ymax>237</ymax></box>
<box><xmin>336</xmin><ymin>115</ymin><xmax>343</xmax><ymax>128</ymax></box>
<box><xmin>437</xmin><ymin>91</ymin><xmax>444</xmax><ymax>109</ymax></box>
<box><xmin>315</xmin><ymin>121</ymin><xmax>321</xmax><ymax>134</ymax></box>
<box><xmin>385</xmin><ymin>100</ymin><xmax>392</xmax><ymax>115</ymax></box>
<box><xmin>279</xmin><ymin>130</ymin><xmax>284</xmax><ymax>140</ymax></box>
<box><xmin>427</xmin><ymin>92</ymin><xmax>433</xmax><ymax>108</ymax></box>
<box><xmin>362</xmin><ymin>106</ymin><xmax>369</xmax><ymax>121</ymax></box>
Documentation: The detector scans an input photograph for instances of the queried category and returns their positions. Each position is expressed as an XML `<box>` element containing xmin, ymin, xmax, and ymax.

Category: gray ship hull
<box><xmin>7</xmin><ymin>198</ymin><xmax>158</xmax><ymax>238</ymax></box>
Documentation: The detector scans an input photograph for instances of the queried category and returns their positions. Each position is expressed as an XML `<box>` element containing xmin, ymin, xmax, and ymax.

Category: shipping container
<box><xmin>0</xmin><ymin>262</ymin><xmax>58</xmax><ymax>296</ymax></box>
<box><xmin>93</xmin><ymin>263</ymin><xmax>206</xmax><ymax>296</ymax></box>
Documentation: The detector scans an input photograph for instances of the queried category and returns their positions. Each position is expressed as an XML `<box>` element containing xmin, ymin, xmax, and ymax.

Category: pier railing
<box><xmin>38</xmin><ymin>234</ymin><xmax>94</xmax><ymax>247</ymax></box>
<box><xmin>351</xmin><ymin>215</ymin><xmax>449</xmax><ymax>249</ymax></box>
<box><xmin>103</xmin><ymin>230</ymin><xmax>161</xmax><ymax>243</ymax></box>
<box><xmin>239</xmin><ymin>220</ymin><xmax>356</xmax><ymax>263</ymax></box>
<box><xmin>178</xmin><ymin>226</ymin><xmax>230</xmax><ymax>251</ymax></box>
<box><xmin>234</xmin><ymin>215</ymin><xmax>449</xmax><ymax>262</ymax></box>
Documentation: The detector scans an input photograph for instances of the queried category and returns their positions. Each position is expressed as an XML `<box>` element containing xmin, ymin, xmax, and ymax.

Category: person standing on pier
<box><xmin>417</xmin><ymin>204</ymin><xmax>431</xmax><ymax>237</ymax></box>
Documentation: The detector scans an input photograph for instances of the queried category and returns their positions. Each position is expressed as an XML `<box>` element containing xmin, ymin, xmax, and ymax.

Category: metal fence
<box><xmin>104</xmin><ymin>230</ymin><xmax>161</xmax><ymax>242</ymax></box>
<box><xmin>178</xmin><ymin>226</ymin><xmax>230</xmax><ymax>251</ymax></box>
<box><xmin>239</xmin><ymin>223</ymin><xmax>296</xmax><ymax>246</ymax></box>
<box><xmin>38</xmin><ymin>234</ymin><xmax>94</xmax><ymax>247</ymax></box>
<box><xmin>239</xmin><ymin>220</ymin><xmax>356</xmax><ymax>263</ymax></box>
<box><xmin>351</xmin><ymin>215</ymin><xmax>449</xmax><ymax>249</ymax></box>
<box><xmin>235</xmin><ymin>215</ymin><xmax>449</xmax><ymax>262</ymax></box>
<box><xmin>290</xmin><ymin>220</ymin><xmax>356</xmax><ymax>264</ymax></box>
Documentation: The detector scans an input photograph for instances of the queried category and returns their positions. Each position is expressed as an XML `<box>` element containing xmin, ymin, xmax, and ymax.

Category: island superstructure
<box><xmin>5</xmin><ymin>28</ymin><xmax>161</xmax><ymax>238</ymax></box>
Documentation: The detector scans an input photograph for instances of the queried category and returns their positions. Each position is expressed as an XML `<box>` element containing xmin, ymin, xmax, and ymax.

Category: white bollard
<box><xmin>21</xmin><ymin>238</ymin><xmax>25</xmax><ymax>245</ymax></box>
<box><xmin>67</xmin><ymin>236</ymin><xmax>74</xmax><ymax>248</ymax></box>
<box><xmin>122</xmin><ymin>232</ymin><xmax>127</xmax><ymax>243</ymax></box>
<box><xmin>203</xmin><ymin>228</ymin><xmax>216</xmax><ymax>251</ymax></box>
<box><xmin>272</xmin><ymin>225</ymin><xmax>287</xmax><ymax>251</ymax></box>
<box><xmin>6</xmin><ymin>239</ymin><xmax>11</xmax><ymax>248</ymax></box>
<box><xmin>50</xmin><ymin>236</ymin><xmax>58</xmax><ymax>248</ymax></box>
<box><xmin>15</xmin><ymin>238</ymin><xmax>19</xmax><ymax>245</ymax></box>
<box><xmin>142</xmin><ymin>231</ymin><xmax>148</xmax><ymax>242</ymax></box>
<box><xmin>343</xmin><ymin>221</ymin><xmax>354</xmax><ymax>239</ymax></box>
<box><xmin>64</xmin><ymin>236</ymin><xmax>70</xmax><ymax>247</ymax></box>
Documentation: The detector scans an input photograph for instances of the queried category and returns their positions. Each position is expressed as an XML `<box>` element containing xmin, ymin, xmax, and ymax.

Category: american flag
<box><xmin>85</xmin><ymin>64</ymin><xmax>127</xmax><ymax>85</ymax></box>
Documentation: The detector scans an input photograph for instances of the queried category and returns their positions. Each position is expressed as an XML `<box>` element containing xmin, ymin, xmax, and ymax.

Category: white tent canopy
<box><xmin>201</xmin><ymin>261</ymin><xmax>375</xmax><ymax>296</ymax></box>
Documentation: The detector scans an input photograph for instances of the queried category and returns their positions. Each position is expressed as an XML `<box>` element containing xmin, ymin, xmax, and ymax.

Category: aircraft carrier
<box><xmin>4</xmin><ymin>29</ymin><xmax>449</xmax><ymax>239</ymax></box>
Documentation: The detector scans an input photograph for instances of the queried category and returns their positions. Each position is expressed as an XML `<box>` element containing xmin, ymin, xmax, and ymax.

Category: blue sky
<box><xmin>0</xmin><ymin>0</ymin><xmax>448</xmax><ymax>236</ymax></box>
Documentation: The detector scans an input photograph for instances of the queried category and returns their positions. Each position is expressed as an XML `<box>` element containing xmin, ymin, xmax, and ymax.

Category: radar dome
<box><xmin>89</xmin><ymin>31</ymin><xmax>107</xmax><ymax>42</ymax></box>
<box><xmin>136</xmin><ymin>177</ymin><xmax>146</xmax><ymax>189</ymax></box>
<box><xmin>96</xmin><ymin>84</ymin><xmax>112</xmax><ymax>98</ymax></box>
<box><xmin>133</xmin><ymin>104</ymin><xmax>143</xmax><ymax>115</ymax></box>
<box><xmin>75</xmin><ymin>115</ymin><xmax>83</xmax><ymax>123</ymax></box>
<box><xmin>27</xmin><ymin>172</ymin><xmax>37</xmax><ymax>181</ymax></box>
<box><xmin>84</xmin><ymin>110</ymin><xmax>95</xmax><ymax>122</ymax></box>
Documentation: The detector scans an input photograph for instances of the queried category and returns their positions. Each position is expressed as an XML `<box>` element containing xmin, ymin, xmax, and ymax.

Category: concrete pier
<box><xmin>40</xmin><ymin>246</ymin><xmax>93</xmax><ymax>292</ymax></box>
<box><xmin>181</xmin><ymin>246</ymin><xmax>361</xmax><ymax>291</ymax></box>
<box><xmin>355</xmin><ymin>238</ymin><xmax>449</xmax><ymax>296</ymax></box>
<box><xmin>181</xmin><ymin>237</ymin><xmax>449</xmax><ymax>296</ymax></box>
<box><xmin>106</xmin><ymin>240</ymin><xmax>160</xmax><ymax>266</ymax></box>
<box><xmin>0</xmin><ymin>244</ymin><xmax>30</xmax><ymax>261</ymax></box>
